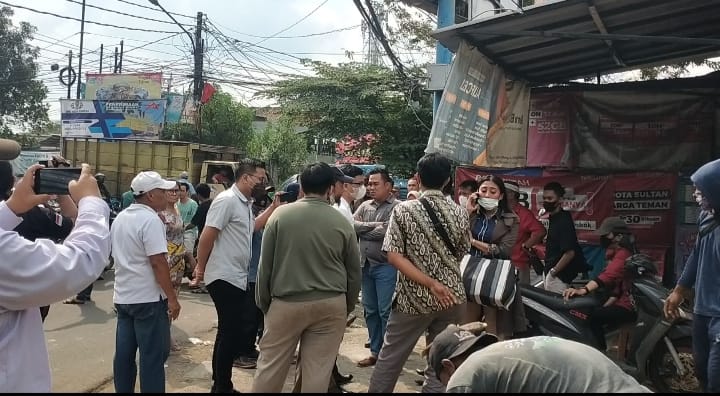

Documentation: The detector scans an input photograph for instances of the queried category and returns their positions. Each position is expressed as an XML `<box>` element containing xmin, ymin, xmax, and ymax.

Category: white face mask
<box><xmin>459</xmin><ymin>195</ymin><xmax>469</xmax><ymax>208</ymax></box>
<box><xmin>478</xmin><ymin>197</ymin><xmax>499</xmax><ymax>211</ymax></box>
<box><xmin>353</xmin><ymin>185</ymin><xmax>367</xmax><ymax>201</ymax></box>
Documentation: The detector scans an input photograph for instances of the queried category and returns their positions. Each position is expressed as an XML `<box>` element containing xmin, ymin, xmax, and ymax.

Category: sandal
<box><xmin>191</xmin><ymin>287</ymin><xmax>208</xmax><ymax>294</ymax></box>
<box><xmin>63</xmin><ymin>297</ymin><xmax>86</xmax><ymax>305</ymax></box>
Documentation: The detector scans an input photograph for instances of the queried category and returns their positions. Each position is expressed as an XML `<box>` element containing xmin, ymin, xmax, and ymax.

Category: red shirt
<box><xmin>597</xmin><ymin>247</ymin><xmax>634</xmax><ymax>311</ymax></box>
<box><xmin>511</xmin><ymin>203</ymin><xmax>546</xmax><ymax>269</ymax></box>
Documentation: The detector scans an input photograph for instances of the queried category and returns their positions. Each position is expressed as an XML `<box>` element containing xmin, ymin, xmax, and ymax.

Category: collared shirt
<box><xmin>354</xmin><ymin>195</ymin><xmax>398</xmax><ymax>266</ymax></box>
<box><xmin>0</xmin><ymin>197</ymin><xmax>111</xmax><ymax>392</ymax></box>
<box><xmin>204</xmin><ymin>184</ymin><xmax>255</xmax><ymax>290</ymax></box>
<box><xmin>382</xmin><ymin>190</ymin><xmax>470</xmax><ymax>315</ymax></box>
<box><xmin>334</xmin><ymin>197</ymin><xmax>354</xmax><ymax>224</ymax></box>
<box><xmin>112</xmin><ymin>203</ymin><xmax>169</xmax><ymax>304</ymax></box>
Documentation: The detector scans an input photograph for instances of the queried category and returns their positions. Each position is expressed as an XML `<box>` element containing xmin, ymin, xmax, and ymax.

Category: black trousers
<box><xmin>589</xmin><ymin>305</ymin><xmax>637</xmax><ymax>350</ymax></box>
<box><xmin>237</xmin><ymin>282</ymin><xmax>264</xmax><ymax>357</ymax></box>
<box><xmin>207</xmin><ymin>280</ymin><xmax>256</xmax><ymax>392</ymax></box>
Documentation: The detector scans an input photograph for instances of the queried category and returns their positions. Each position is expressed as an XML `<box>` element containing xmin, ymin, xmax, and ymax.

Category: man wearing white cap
<box><xmin>111</xmin><ymin>171</ymin><xmax>181</xmax><ymax>393</ymax></box>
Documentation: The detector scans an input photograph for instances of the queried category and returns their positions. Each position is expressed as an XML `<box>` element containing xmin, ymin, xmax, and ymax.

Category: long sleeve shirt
<box><xmin>0</xmin><ymin>197</ymin><xmax>111</xmax><ymax>392</ymax></box>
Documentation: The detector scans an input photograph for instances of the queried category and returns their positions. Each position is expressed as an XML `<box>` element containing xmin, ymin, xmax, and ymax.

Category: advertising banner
<box><xmin>572</xmin><ymin>91</ymin><xmax>714</xmax><ymax>170</ymax></box>
<box><xmin>426</xmin><ymin>41</ymin><xmax>505</xmax><ymax>164</ymax></box>
<box><xmin>165</xmin><ymin>93</ymin><xmax>187</xmax><ymax>124</ymax></box>
<box><xmin>84</xmin><ymin>72</ymin><xmax>163</xmax><ymax>100</ymax></box>
<box><xmin>526</xmin><ymin>92</ymin><xmax>572</xmax><ymax>167</ymax></box>
<box><xmin>473</xmin><ymin>79</ymin><xmax>531</xmax><ymax>168</ymax></box>
<box><xmin>60</xmin><ymin>99</ymin><xmax>165</xmax><ymax>139</ymax></box>
<box><xmin>10</xmin><ymin>150</ymin><xmax>60</xmax><ymax>176</ymax></box>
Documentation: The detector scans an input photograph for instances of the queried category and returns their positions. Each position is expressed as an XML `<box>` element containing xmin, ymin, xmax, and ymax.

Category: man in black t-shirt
<box><xmin>542</xmin><ymin>182</ymin><xmax>589</xmax><ymax>294</ymax></box>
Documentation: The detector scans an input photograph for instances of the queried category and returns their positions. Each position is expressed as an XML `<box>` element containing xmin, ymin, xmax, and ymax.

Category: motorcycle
<box><xmin>519</xmin><ymin>254</ymin><xmax>700</xmax><ymax>393</ymax></box>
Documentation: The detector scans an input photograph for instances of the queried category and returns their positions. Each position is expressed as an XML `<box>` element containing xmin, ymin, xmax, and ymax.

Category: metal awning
<box><xmin>432</xmin><ymin>0</ymin><xmax>720</xmax><ymax>84</ymax></box>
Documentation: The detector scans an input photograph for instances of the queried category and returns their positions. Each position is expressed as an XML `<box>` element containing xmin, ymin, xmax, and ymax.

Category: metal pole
<box><xmin>434</xmin><ymin>0</ymin><xmax>455</xmax><ymax>115</ymax></box>
<box><xmin>99</xmin><ymin>44</ymin><xmax>103</xmax><ymax>73</ymax></box>
<box><xmin>194</xmin><ymin>12</ymin><xmax>203</xmax><ymax>104</ymax></box>
<box><xmin>114</xmin><ymin>46</ymin><xmax>118</xmax><ymax>73</ymax></box>
<box><xmin>67</xmin><ymin>50</ymin><xmax>73</xmax><ymax>99</ymax></box>
<box><xmin>119</xmin><ymin>40</ymin><xmax>124</xmax><ymax>73</ymax></box>
<box><xmin>76</xmin><ymin>0</ymin><xmax>86</xmax><ymax>99</ymax></box>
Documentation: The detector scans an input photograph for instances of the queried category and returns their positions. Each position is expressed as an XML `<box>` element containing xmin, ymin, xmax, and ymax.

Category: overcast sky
<box><xmin>7</xmin><ymin>0</ymin><xmax>433</xmax><ymax>120</ymax></box>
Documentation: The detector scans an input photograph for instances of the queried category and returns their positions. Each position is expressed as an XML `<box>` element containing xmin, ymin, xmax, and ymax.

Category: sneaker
<box><xmin>233</xmin><ymin>356</ymin><xmax>257</xmax><ymax>369</ymax></box>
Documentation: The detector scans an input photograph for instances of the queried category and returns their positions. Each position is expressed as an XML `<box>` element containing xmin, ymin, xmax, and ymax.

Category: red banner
<box><xmin>526</xmin><ymin>93</ymin><xmax>572</xmax><ymax>167</ymax></box>
<box><xmin>456</xmin><ymin>167</ymin><xmax>677</xmax><ymax>247</ymax></box>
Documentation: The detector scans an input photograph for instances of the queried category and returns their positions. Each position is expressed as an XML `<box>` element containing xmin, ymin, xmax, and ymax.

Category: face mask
<box><xmin>353</xmin><ymin>185</ymin><xmax>367</xmax><ymax>201</ymax></box>
<box><xmin>251</xmin><ymin>183</ymin><xmax>267</xmax><ymax>201</ymax></box>
<box><xmin>459</xmin><ymin>195</ymin><xmax>469</xmax><ymax>208</ymax></box>
<box><xmin>478</xmin><ymin>197</ymin><xmax>499</xmax><ymax>211</ymax></box>
<box><xmin>543</xmin><ymin>202</ymin><xmax>558</xmax><ymax>212</ymax></box>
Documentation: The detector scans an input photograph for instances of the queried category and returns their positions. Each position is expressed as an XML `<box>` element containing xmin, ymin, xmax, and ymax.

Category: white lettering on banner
<box><xmin>619</xmin><ymin>215</ymin><xmax>662</xmax><ymax>226</ymax></box>
<box><xmin>541</xmin><ymin>219</ymin><xmax>596</xmax><ymax>231</ymax></box>
<box><xmin>614</xmin><ymin>190</ymin><xmax>671</xmax><ymax>199</ymax></box>
<box><xmin>459</xmin><ymin>79</ymin><xmax>482</xmax><ymax>99</ymax></box>
<box><xmin>614</xmin><ymin>190</ymin><xmax>672</xmax><ymax>211</ymax></box>
<box><xmin>614</xmin><ymin>200</ymin><xmax>671</xmax><ymax>211</ymax></box>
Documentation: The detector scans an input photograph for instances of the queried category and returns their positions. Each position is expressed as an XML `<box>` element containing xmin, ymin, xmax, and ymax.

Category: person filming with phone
<box><xmin>0</xmin><ymin>156</ymin><xmax>111</xmax><ymax>392</ymax></box>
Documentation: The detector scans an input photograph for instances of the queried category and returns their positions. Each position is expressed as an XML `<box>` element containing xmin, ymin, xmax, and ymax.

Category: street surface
<box><xmin>44</xmin><ymin>271</ymin><xmax>426</xmax><ymax>393</ymax></box>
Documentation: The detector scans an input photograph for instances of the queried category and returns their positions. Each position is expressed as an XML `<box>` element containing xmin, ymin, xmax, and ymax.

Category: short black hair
<box><xmin>178</xmin><ymin>181</ymin><xmax>190</xmax><ymax>192</ymax></box>
<box><xmin>0</xmin><ymin>161</ymin><xmax>13</xmax><ymax>200</ymax></box>
<box><xmin>459</xmin><ymin>179</ymin><xmax>479</xmax><ymax>192</ymax></box>
<box><xmin>300</xmin><ymin>162</ymin><xmax>335</xmax><ymax>195</ymax></box>
<box><xmin>339</xmin><ymin>164</ymin><xmax>364</xmax><ymax>178</ymax></box>
<box><xmin>235</xmin><ymin>158</ymin><xmax>265</xmax><ymax>180</ymax></box>
<box><xmin>543</xmin><ymin>182</ymin><xmax>565</xmax><ymax>198</ymax></box>
<box><xmin>195</xmin><ymin>183</ymin><xmax>211</xmax><ymax>199</ymax></box>
<box><xmin>367</xmin><ymin>168</ymin><xmax>393</xmax><ymax>185</ymax></box>
<box><xmin>417</xmin><ymin>153</ymin><xmax>451</xmax><ymax>190</ymax></box>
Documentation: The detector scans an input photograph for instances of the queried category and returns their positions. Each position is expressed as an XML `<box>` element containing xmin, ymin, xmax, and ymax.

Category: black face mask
<box><xmin>251</xmin><ymin>183</ymin><xmax>267</xmax><ymax>201</ymax></box>
<box><xmin>543</xmin><ymin>202</ymin><xmax>558</xmax><ymax>212</ymax></box>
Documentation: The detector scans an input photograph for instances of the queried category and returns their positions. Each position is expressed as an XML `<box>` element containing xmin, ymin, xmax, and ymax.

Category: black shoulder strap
<box><xmin>419</xmin><ymin>197</ymin><xmax>457</xmax><ymax>257</ymax></box>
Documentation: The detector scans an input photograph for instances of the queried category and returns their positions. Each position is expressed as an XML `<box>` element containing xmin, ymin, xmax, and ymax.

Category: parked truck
<box><xmin>62</xmin><ymin>137</ymin><xmax>245</xmax><ymax>197</ymax></box>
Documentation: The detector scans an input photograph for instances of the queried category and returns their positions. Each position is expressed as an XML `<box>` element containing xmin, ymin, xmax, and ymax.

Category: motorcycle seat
<box><xmin>520</xmin><ymin>284</ymin><xmax>600</xmax><ymax>310</ymax></box>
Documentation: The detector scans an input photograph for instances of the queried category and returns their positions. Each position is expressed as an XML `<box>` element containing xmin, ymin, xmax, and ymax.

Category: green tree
<box><xmin>0</xmin><ymin>129</ymin><xmax>36</xmax><ymax>148</ymax></box>
<box><xmin>0</xmin><ymin>7</ymin><xmax>48</xmax><ymax>132</ymax></box>
<box><xmin>260</xmin><ymin>61</ymin><xmax>432</xmax><ymax>177</ymax></box>
<box><xmin>248</xmin><ymin>119</ymin><xmax>309</xmax><ymax>182</ymax></box>
<box><xmin>162</xmin><ymin>89</ymin><xmax>254</xmax><ymax>148</ymax></box>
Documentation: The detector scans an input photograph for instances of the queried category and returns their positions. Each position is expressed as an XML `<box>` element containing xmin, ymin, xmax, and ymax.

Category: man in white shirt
<box><xmin>194</xmin><ymin>159</ymin><xmax>281</xmax><ymax>393</ymax></box>
<box><xmin>111</xmin><ymin>171</ymin><xmax>181</xmax><ymax>393</ymax></box>
<box><xmin>334</xmin><ymin>164</ymin><xmax>365</xmax><ymax>223</ymax></box>
<box><xmin>0</xmin><ymin>163</ymin><xmax>111</xmax><ymax>393</ymax></box>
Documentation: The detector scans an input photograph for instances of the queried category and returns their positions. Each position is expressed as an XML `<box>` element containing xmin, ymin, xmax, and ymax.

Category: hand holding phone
<box><xmin>34</xmin><ymin>167</ymin><xmax>83</xmax><ymax>195</ymax></box>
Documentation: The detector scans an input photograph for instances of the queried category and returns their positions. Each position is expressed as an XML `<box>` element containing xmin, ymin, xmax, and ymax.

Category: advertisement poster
<box><xmin>84</xmin><ymin>73</ymin><xmax>163</xmax><ymax>101</ymax></box>
<box><xmin>60</xmin><ymin>99</ymin><xmax>166</xmax><ymax>139</ymax></box>
<box><xmin>473</xmin><ymin>79</ymin><xmax>531</xmax><ymax>168</ymax></box>
<box><xmin>612</xmin><ymin>173</ymin><xmax>677</xmax><ymax>246</ymax></box>
<box><xmin>526</xmin><ymin>92</ymin><xmax>572</xmax><ymax>167</ymax></box>
<box><xmin>165</xmin><ymin>93</ymin><xmax>187</xmax><ymax>124</ymax></box>
<box><xmin>572</xmin><ymin>91</ymin><xmax>714</xmax><ymax>170</ymax></box>
<box><xmin>426</xmin><ymin>41</ymin><xmax>505</xmax><ymax>164</ymax></box>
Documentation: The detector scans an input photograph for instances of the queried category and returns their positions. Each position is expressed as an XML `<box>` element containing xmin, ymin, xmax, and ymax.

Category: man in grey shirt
<box><xmin>427</xmin><ymin>323</ymin><xmax>652</xmax><ymax>393</ymax></box>
<box><xmin>354</xmin><ymin>167</ymin><xmax>398</xmax><ymax>367</ymax></box>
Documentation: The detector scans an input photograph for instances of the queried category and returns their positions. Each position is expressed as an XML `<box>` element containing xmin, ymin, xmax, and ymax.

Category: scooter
<box><xmin>519</xmin><ymin>254</ymin><xmax>699</xmax><ymax>393</ymax></box>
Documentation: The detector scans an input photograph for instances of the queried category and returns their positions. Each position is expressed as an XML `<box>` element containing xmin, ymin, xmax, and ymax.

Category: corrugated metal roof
<box><xmin>432</xmin><ymin>0</ymin><xmax>720</xmax><ymax>84</ymax></box>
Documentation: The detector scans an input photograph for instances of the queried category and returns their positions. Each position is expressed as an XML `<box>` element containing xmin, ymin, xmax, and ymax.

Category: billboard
<box><xmin>84</xmin><ymin>72</ymin><xmax>163</xmax><ymax>100</ymax></box>
<box><xmin>165</xmin><ymin>93</ymin><xmax>187</xmax><ymax>124</ymax></box>
<box><xmin>60</xmin><ymin>99</ymin><xmax>165</xmax><ymax>139</ymax></box>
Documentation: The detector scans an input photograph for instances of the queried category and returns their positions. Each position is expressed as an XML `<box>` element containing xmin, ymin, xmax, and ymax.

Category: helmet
<box><xmin>624</xmin><ymin>253</ymin><xmax>657</xmax><ymax>278</ymax></box>
<box><xmin>95</xmin><ymin>173</ymin><xmax>106</xmax><ymax>184</ymax></box>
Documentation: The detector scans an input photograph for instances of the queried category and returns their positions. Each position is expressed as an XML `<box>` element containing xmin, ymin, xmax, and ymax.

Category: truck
<box><xmin>62</xmin><ymin>137</ymin><xmax>245</xmax><ymax>197</ymax></box>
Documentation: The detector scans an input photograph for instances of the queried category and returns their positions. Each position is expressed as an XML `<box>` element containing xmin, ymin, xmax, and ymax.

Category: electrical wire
<box><xmin>249</xmin><ymin>0</ymin><xmax>329</xmax><ymax>47</ymax></box>
<box><xmin>114</xmin><ymin>0</ymin><xmax>195</xmax><ymax>20</ymax></box>
<box><xmin>211</xmin><ymin>22</ymin><xmax>361</xmax><ymax>40</ymax></box>
<box><xmin>64</xmin><ymin>0</ymin><xmax>194</xmax><ymax>27</ymax></box>
<box><xmin>0</xmin><ymin>1</ymin><xmax>182</xmax><ymax>34</ymax></box>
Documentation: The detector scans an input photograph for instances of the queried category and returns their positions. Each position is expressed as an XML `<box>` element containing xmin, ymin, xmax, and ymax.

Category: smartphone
<box><xmin>279</xmin><ymin>191</ymin><xmax>298</xmax><ymax>203</ymax></box>
<box><xmin>34</xmin><ymin>167</ymin><xmax>82</xmax><ymax>195</ymax></box>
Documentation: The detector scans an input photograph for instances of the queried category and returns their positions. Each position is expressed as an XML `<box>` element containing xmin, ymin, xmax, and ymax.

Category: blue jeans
<box><xmin>362</xmin><ymin>263</ymin><xmax>397</xmax><ymax>356</ymax></box>
<box><xmin>693</xmin><ymin>314</ymin><xmax>720</xmax><ymax>392</ymax></box>
<box><xmin>113</xmin><ymin>299</ymin><xmax>170</xmax><ymax>393</ymax></box>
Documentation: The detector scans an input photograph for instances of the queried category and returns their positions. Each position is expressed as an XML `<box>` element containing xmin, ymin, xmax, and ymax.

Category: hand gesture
<box><xmin>271</xmin><ymin>192</ymin><xmax>287</xmax><ymax>208</ymax></box>
<box><xmin>5</xmin><ymin>164</ymin><xmax>53</xmax><ymax>215</ymax></box>
<box><xmin>466</xmin><ymin>192</ymin><xmax>479</xmax><ymax>213</ymax></box>
<box><xmin>430</xmin><ymin>280</ymin><xmax>458</xmax><ymax>310</ymax></box>
<box><xmin>563</xmin><ymin>287</ymin><xmax>587</xmax><ymax>301</ymax></box>
<box><xmin>663</xmin><ymin>290</ymin><xmax>684</xmax><ymax>321</ymax></box>
<box><xmin>68</xmin><ymin>164</ymin><xmax>101</xmax><ymax>203</ymax></box>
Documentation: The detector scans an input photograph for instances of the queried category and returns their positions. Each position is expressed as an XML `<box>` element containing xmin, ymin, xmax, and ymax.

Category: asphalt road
<box><xmin>43</xmin><ymin>271</ymin><xmax>217</xmax><ymax>393</ymax></box>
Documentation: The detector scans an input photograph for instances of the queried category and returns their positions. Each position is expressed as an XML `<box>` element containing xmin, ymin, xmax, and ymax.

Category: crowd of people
<box><xmin>1</xmin><ymin>147</ymin><xmax>719</xmax><ymax>393</ymax></box>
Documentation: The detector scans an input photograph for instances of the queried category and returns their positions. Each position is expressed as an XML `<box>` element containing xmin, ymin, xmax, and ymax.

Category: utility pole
<box><xmin>193</xmin><ymin>12</ymin><xmax>204</xmax><ymax>104</ymax></box>
<box><xmin>434</xmin><ymin>0</ymin><xmax>455</xmax><ymax>114</ymax></box>
<box><xmin>118</xmin><ymin>40</ymin><xmax>124</xmax><ymax>73</ymax></box>
<box><xmin>113</xmin><ymin>46</ymin><xmax>119</xmax><ymax>73</ymax></box>
<box><xmin>76</xmin><ymin>0</ymin><xmax>86</xmax><ymax>99</ymax></box>
<box><xmin>99</xmin><ymin>44</ymin><xmax>104</xmax><ymax>73</ymax></box>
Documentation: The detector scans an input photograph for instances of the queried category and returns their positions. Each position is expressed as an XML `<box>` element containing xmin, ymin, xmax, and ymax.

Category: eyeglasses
<box><xmin>247</xmin><ymin>173</ymin><xmax>266</xmax><ymax>184</ymax></box>
<box><xmin>168</xmin><ymin>189</ymin><xmax>179</xmax><ymax>194</ymax></box>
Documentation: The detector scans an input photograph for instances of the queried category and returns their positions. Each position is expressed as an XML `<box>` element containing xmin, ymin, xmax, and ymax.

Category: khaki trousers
<box><xmin>251</xmin><ymin>294</ymin><xmax>346</xmax><ymax>393</ymax></box>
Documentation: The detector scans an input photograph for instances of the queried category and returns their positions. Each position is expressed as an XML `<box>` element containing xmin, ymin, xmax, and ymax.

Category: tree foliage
<box><xmin>0</xmin><ymin>7</ymin><xmax>48</xmax><ymax>132</ymax></box>
<box><xmin>161</xmin><ymin>90</ymin><xmax>254</xmax><ymax>148</ymax></box>
<box><xmin>247</xmin><ymin>119</ymin><xmax>309</xmax><ymax>182</ymax></box>
<box><xmin>259</xmin><ymin>61</ymin><xmax>432</xmax><ymax>177</ymax></box>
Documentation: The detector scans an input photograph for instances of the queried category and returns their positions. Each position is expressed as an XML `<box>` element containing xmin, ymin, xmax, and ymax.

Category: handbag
<box><xmin>459</xmin><ymin>254</ymin><xmax>517</xmax><ymax>310</ymax></box>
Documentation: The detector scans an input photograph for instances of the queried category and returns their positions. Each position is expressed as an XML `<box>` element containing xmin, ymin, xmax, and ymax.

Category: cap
<box><xmin>285</xmin><ymin>182</ymin><xmax>300</xmax><ymax>195</ymax></box>
<box><xmin>596</xmin><ymin>216</ymin><xmax>630</xmax><ymax>236</ymax></box>
<box><xmin>131</xmin><ymin>171</ymin><xmax>177</xmax><ymax>196</ymax></box>
<box><xmin>179</xmin><ymin>171</ymin><xmax>189</xmax><ymax>179</ymax></box>
<box><xmin>331</xmin><ymin>166</ymin><xmax>354</xmax><ymax>183</ymax></box>
<box><xmin>427</xmin><ymin>323</ymin><xmax>497</xmax><ymax>379</ymax></box>
<box><xmin>504</xmin><ymin>180</ymin><xmax>520</xmax><ymax>194</ymax></box>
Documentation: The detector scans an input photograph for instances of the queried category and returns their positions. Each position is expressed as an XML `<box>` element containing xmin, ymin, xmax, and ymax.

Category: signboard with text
<box><xmin>60</xmin><ymin>99</ymin><xmax>165</xmax><ymax>139</ymax></box>
<box><xmin>84</xmin><ymin>72</ymin><xmax>163</xmax><ymax>101</ymax></box>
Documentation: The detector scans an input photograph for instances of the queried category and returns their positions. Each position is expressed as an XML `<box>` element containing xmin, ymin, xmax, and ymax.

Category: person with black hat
<box><xmin>426</xmin><ymin>322</ymin><xmax>651</xmax><ymax>392</ymax></box>
<box><xmin>563</xmin><ymin>216</ymin><xmax>638</xmax><ymax>351</ymax></box>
